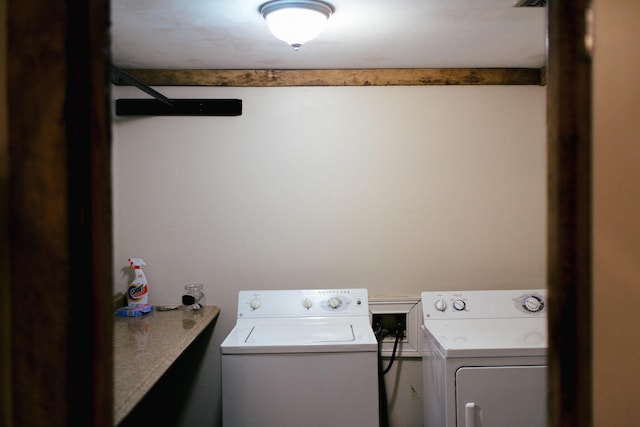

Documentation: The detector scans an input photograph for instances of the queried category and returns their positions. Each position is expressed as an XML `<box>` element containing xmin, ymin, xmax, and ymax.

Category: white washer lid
<box><xmin>423</xmin><ymin>318</ymin><xmax>547</xmax><ymax>358</ymax></box>
<box><xmin>246</xmin><ymin>323</ymin><xmax>355</xmax><ymax>344</ymax></box>
<box><xmin>221</xmin><ymin>318</ymin><xmax>378</xmax><ymax>354</ymax></box>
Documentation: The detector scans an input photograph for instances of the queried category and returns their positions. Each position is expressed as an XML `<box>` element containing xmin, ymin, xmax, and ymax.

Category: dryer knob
<box><xmin>453</xmin><ymin>300</ymin><xmax>466</xmax><ymax>311</ymax></box>
<box><xmin>303</xmin><ymin>298</ymin><xmax>313</xmax><ymax>309</ymax></box>
<box><xmin>434</xmin><ymin>299</ymin><xmax>447</xmax><ymax>312</ymax></box>
<box><xmin>328</xmin><ymin>297</ymin><xmax>342</xmax><ymax>309</ymax></box>
<box><xmin>522</xmin><ymin>295</ymin><xmax>544</xmax><ymax>313</ymax></box>
<box><xmin>250</xmin><ymin>298</ymin><xmax>261</xmax><ymax>310</ymax></box>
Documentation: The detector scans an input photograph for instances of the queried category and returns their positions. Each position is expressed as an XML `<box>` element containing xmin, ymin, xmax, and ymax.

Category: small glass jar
<box><xmin>182</xmin><ymin>284</ymin><xmax>205</xmax><ymax>310</ymax></box>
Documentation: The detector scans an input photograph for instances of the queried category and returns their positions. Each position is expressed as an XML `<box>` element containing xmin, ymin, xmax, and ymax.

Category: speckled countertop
<box><xmin>113</xmin><ymin>305</ymin><xmax>220</xmax><ymax>425</ymax></box>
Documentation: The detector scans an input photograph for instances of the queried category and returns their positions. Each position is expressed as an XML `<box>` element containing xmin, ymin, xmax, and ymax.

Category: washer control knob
<box><xmin>303</xmin><ymin>298</ymin><xmax>313</xmax><ymax>309</ymax></box>
<box><xmin>522</xmin><ymin>295</ymin><xmax>544</xmax><ymax>313</ymax></box>
<box><xmin>328</xmin><ymin>297</ymin><xmax>342</xmax><ymax>309</ymax></box>
<box><xmin>453</xmin><ymin>299</ymin><xmax>466</xmax><ymax>311</ymax></box>
<box><xmin>250</xmin><ymin>298</ymin><xmax>261</xmax><ymax>310</ymax></box>
<box><xmin>434</xmin><ymin>299</ymin><xmax>447</xmax><ymax>312</ymax></box>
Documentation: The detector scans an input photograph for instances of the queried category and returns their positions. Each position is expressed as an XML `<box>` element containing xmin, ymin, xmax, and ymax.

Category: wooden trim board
<box><xmin>115</xmin><ymin>67</ymin><xmax>544</xmax><ymax>87</ymax></box>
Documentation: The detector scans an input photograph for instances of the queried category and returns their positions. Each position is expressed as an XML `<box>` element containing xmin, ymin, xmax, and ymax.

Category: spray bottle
<box><xmin>127</xmin><ymin>258</ymin><xmax>149</xmax><ymax>305</ymax></box>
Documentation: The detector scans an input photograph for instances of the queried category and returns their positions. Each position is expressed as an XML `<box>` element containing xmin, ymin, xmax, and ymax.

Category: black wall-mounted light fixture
<box><xmin>111</xmin><ymin>66</ymin><xmax>242</xmax><ymax>117</ymax></box>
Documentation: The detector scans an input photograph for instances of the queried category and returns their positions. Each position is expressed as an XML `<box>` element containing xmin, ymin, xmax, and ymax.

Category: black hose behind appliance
<box><xmin>375</xmin><ymin>323</ymin><xmax>403</xmax><ymax>427</ymax></box>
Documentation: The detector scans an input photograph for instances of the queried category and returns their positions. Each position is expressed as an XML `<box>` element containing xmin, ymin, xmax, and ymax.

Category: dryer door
<box><xmin>455</xmin><ymin>365</ymin><xmax>546</xmax><ymax>427</ymax></box>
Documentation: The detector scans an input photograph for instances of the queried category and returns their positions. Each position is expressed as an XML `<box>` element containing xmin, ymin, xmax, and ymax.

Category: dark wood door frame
<box><xmin>2</xmin><ymin>1</ymin><xmax>591</xmax><ymax>426</ymax></box>
<box><xmin>4</xmin><ymin>0</ymin><xmax>113</xmax><ymax>425</ymax></box>
<box><xmin>547</xmin><ymin>1</ymin><xmax>593</xmax><ymax>426</ymax></box>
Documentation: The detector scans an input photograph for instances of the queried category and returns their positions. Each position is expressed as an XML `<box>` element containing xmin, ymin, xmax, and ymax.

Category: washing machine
<box><xmin>421</xmin><ymin>289</ymin><xmax>547</xmax><ymax>427</ymax></box>
<box><xmin>221</xmin><ymin>288</ymin><xmax>379</xmax><ymax>427</ymax></box>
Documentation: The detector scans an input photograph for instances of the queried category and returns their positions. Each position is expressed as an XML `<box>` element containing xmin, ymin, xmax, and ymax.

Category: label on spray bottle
<box><xmin>127</xmin><ymin>258</ymin><xmax>149</xmax><ymax>305</ymax></box>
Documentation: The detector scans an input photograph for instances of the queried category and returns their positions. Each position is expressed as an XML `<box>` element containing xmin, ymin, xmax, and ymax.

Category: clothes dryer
<box><xmin>421</xmin><ymin>289</ymin><xmax>547</xmax><ymax>427</ymax></box>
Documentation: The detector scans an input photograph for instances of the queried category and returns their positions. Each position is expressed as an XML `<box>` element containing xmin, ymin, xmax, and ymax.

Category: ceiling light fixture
<box><xmin>259</xmin><ymin>0</ymin><xmax>335</xmax><ymax>50</ymax></box>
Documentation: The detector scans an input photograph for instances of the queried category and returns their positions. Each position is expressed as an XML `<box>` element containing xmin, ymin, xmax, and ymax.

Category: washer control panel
<box><xmin>422</xmin><ymin>289</ymin><xmax>547</xmax><ymax>320</ymax></box>
<box><xmin>237</xmin><ymin>288</ymin><xmax>370</xmax><ymax>318</ymax></box>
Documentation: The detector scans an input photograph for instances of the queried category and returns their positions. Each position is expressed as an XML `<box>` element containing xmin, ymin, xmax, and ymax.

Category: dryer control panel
<box><xmin>236</xmin><ymin>288</ymin><xmax>370</xmax><ymax>318</ymax></box>
<box><xmin>422</xmin><ymin>289</ymin><xmax>547</xmax><ymax>320</ymax></box>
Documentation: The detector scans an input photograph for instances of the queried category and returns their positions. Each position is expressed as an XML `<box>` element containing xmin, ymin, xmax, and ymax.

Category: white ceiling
<box><xmin>110</xmin><ymin>0</ymin><xmax>547</xmax><ymax>70</ymax></box>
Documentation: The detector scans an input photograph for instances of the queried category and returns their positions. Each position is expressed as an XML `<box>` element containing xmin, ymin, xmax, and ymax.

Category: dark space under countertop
<box><xmin>113</xmin><ymin>305</ymin><xmax>220</xmax><ymax>425</ymax></box>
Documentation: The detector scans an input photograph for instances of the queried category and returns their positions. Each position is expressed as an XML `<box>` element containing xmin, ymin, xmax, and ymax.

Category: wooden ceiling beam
<box><xmin>115</xmin><ymin>68</ymin><xmax>544</xmax><ymax>87</ymax></box>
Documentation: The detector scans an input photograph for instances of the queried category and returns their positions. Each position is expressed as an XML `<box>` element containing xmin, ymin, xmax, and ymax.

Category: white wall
<box><xmin>112</xmin><ymin>84</ymin><xmax>546</xmax><ymax>426</ymax></box>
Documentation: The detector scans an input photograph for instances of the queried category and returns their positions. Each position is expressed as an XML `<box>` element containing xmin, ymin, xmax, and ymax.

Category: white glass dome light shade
<box><xmin>265</xmin><ymin>8</ymin><xmax>326</xmax><ymax>48</ymax></box>
<box><xmin>260</xmin><ymin>0</ymin><xmax>334</xmax><ymax>50</ymax></box>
